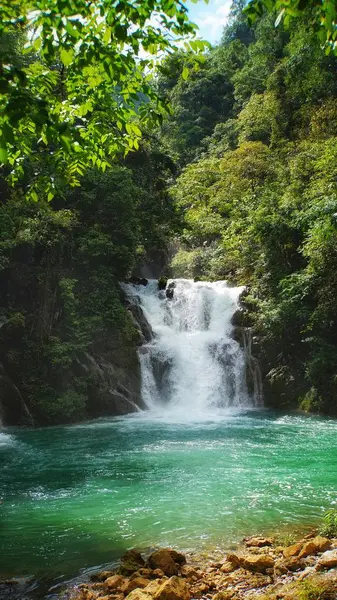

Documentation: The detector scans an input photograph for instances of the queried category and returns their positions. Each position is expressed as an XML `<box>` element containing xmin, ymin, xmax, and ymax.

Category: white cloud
<box><xmin>188</xmin><ymin>0</ymin><xmax>232</xmax><ymax>44</ymax></box>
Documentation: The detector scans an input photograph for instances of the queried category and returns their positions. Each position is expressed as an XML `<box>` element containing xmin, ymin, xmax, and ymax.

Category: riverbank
<box><xmin>57</xmin><ymin>531</ymin><xmax>337</xmax><ymax>600</ymax></box>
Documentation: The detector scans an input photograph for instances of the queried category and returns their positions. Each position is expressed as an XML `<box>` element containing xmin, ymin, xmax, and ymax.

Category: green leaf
<box><xmin>0</xmin><ymin>144</ymin><xmax>8</xmax><ymax>164</ymax></box>
<box><xmin>182</xmin><ymin>66</ymin><xmax>189</xmax><ymax>81</ymax></box>
<box><xmin>60</xmin><ymin>48</ymin><xmax>74</xmax><ymax>66</ymax></box>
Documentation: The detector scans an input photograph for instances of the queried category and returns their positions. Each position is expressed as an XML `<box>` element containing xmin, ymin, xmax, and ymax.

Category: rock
<box><xmin>145</xmin><ymin>579</ymin><xmax>166</xmax><ymax>595</ymax></box>
<box><xmin>125</xmin><ymin>590</ymin><xmax>153</xmax><ymax>600</ymax></box>
<box><xmin>316</xmin><ymin>549</ymin><xmax>337</xmax><ymax>570</ymax></box>
<box><xmin>91</xmin><ymin>571</ymin><xmax>115</xmax><ymax>582</ymax></box>
<box><xmin>148</xmin><ymin>550</ymin><xmax>179</xmax><ymax>576</ymax></box>
<box><xmin>129</xmin><ymin>277</ymin><xmax>148</xmax><ymax>286</ymax></box>
<box><xmin>220</xmin><ymin>561</ymin><xmax>236</xmax><ymax>573</ymax></box>
<box><xmin>119</xmin><ymin>550</ymin><xmax>145</xmax><ymax>575</ymax></box>
<box><xmin>131</xmin><ymin>569</ymin><xmax>153</xmax><ymax>580</ymax></box>
<box><xmin>299</xmin><ymin>536</ymin><xmax>331</xmax><ymax>558</ymax></box>
<box><xmin>212</xmin><ymin>593</ymin><xmax>235</xmax><ymax>600</ymax></box>
<box><xmin>312</xmin><ymin>536</ymin><xmax>331</xmax><ymax>552</ymax></box>
<box><xmin>158</xmin><ymin>277</ymin><xmax>168</xmax><ymax>290</ymax></box>
<box><xmin>104</xmin><ymin>575</ymin><xmax>126</xmax><ymax>591</ymax></box>
<box><xmin>152</xmin><ymin>569</ymin><xmax>165</xmax><ymax>579</ymax></box>
<box><xmin>283</xmin><ymin>542</ymin><xmax>303</xmax><ymax>558</ymax></box>
<box><xmin>245</xmin><ymin>537</ymin><xmax>273</xmax><ymax>548</ymax></box>
<box><xmin>227</xmin><ymin>553</ymin><xmax>274</xmax><ymax>573</ymax></box>
<box><xmin>167</xmin><ymin>550</ymin><xmax>186</xmax><ymax>566</ymax></box>
<box><xmin>122</xmin><ymin>578</ymin><xmax>152</xmax><ymax>594</ymax></box>
<box><xmin>152</xmin><ymin>576</ymin><xmax>190</xmax><ymax>600</ymax></box>
<box><xmin>180</xmin><ymin>565</ymin><xmax>201</xmax><ymax>581</ymax></box>
<box><xmin>165</xmin><ymin>282</ymin><xmax>176</xmax><ymax>300</ymax></box>
<box><xmin>275</xmin><ymin>557</ymin><xmax>305</xmax><ymax>574</ymax></box>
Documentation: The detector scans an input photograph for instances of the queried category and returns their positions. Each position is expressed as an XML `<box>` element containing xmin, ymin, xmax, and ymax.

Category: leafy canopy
<box><xmin>0</xmin><ymin>0</ymin><xmax>207</xmax><ymax>199</ymax></box>
<box><xmin>245</xmin><ymin>0</ymin><xmax>337</xmax><ymax>53</ymax></box>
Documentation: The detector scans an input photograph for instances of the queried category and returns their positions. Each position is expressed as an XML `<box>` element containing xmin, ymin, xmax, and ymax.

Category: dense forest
<box><xmin>1</xmin><ymin>0</ymin><xmax>337</xmax><ymax>425</ymax></box>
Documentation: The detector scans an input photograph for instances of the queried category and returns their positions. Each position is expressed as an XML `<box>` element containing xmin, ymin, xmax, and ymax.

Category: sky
<box><xmin>186</xmin><ymin>0</ymin><xmax>232</xmax><ymax>45</ymax></box>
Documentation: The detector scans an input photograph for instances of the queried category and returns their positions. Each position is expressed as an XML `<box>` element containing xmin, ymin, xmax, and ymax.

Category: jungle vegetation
<box><xmin>2</xmin><ymin>0</ymin><xmax>337</xmax><ymax>422</ymax></box>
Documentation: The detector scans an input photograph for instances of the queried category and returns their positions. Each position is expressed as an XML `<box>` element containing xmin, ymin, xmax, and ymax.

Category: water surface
<box><xmin>1</xmin><ymin>409</ymin><xmax>337</xmax><ymax>587</ymax></box>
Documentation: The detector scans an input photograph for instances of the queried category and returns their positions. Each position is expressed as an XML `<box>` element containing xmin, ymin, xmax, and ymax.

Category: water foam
<box><xmin>125</xmin><ymin>279</ymin><xmax>257</xmax><ymax>418</ymax></box>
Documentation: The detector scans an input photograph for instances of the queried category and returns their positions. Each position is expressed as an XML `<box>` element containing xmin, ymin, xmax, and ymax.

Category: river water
<box><xmin>2</xmin><ymin>412</ymin><xmax>337</xmax><ymax>587</ymax></box>
<box><xmin>1</xmin><ymin>281</ymin><xmax>337</xmax><ymax>593</ymax></box>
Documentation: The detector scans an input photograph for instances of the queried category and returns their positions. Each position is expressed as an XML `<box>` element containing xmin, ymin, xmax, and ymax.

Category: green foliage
<box><xmin>168</xmin><ymin>2</ymin><xmax>337</xmax><ymax>414</ymax></box>
<box><xmin>320</xmin><ymin>509</ymin><xmax>337</xmax><ymax>538</ymax></box>
<box><xmin>245</xmin><ymin>0</ymin><xmax>337</xmax><ymax>54</ymax></box>
<box><xmin>0</xmin><ymin>0</ymin><xmax>208</xmax><ymax>198</ymax></box>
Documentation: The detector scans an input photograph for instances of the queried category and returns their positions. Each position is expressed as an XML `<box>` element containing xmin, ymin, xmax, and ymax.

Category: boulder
<box><xmin>227</xmin><ymin>553</ymin><xmax>274</xmax><ymax>573</ymax></box>
<box><xmin>148</xmin><ymin>550</ymin><xmax>179</xmax><ymax>576</ymax></box>
<box><xmin>152</xmin><ymin>576</ymin><xmax>190</xmax><ymax>600</ymax></box>
<box><xmin>283</xmin><ymin>543</ymin><xmax>303</xmax><ymax>558</ymax></box>
<box><xmin>167</xmin><ymin>550</ymin><xmax>186</xmax><ymax>566</ymax></box>
<box><xmin>245</xmin><ymin>537</ymin><xmax>273</xmax><ymax>548</ymax></box>
<box><xmin>104</xmin><ymin>575</ymin><xmax>125</xmax><ymax>591</ymax></box>
<box><xmin>165</xmin><ymin>282</ymin><xmax>176</xmax><ymax>300</ymax></box>
<box><xmin>129</xmin><ymin>277</ymin><xmax>148</xmax><ymax>286</ymax></box>
<box><xmin>316</xmin><ymin>549</ymin><xmax>337</xmax><ymax>570</ymax></box>
<box><xmin>145</xmin><ymin>579</ymin><xmax>166</xmax><ymax>595</ymax></box>
<box><xmin>158</xmin><ymin>277</ymin><xmax>168</xmax><ymax>290</ymax></box>
<box><xmin>119</xmin><ymin>550</ymin><xmax>145</xmax><ymax>575</ymax></box>
<box><xmin>122</xmin><ymin>578</ymin><xmax>152</xmax><ymax>594</ymax></box>
<box><xmin>275</xmin><ymin>557</ymin><xmax>305</xmax><ymax>574</ymax></box>
<box><xmin>299</xmin><ymin>536</ymin><xmax>331</xmax><ymax>558</ymax></box>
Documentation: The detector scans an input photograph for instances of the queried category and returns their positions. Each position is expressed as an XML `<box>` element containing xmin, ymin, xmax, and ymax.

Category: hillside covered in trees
<box><xmin>1</xmin><ymin>0</ymin><xmax>337</xmax><ymax>424</ymax></box>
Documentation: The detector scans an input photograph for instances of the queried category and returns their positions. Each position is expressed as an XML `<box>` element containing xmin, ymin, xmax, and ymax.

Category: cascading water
<box><xmin>124</xmin><ymin>279</ymin><xmax>259</xmax><ymax>416</ymax></box>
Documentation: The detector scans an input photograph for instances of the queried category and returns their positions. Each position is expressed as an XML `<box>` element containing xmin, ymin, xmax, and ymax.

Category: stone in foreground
<box><xmin>153</xmin><ymin>576</ymin><xmax>190</xmax><ymax>600</ymax></box>
<box><xmin>148</xmin><ymin>550</ymin><xmax>180</xmax><ymax>576</ymax></box>
<box><xmin>227</xmin><ymin>552</ymin><xmax>274</xmax><ymax>573</ymax></box>
<box><xmin>316</xmin><ymin>549</ymin><xmax>337</xmax><ymax>570</ymax></box>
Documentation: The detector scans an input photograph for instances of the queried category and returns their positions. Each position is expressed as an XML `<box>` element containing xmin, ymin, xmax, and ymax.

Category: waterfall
<box><xmin>123</xmin><ymin>279</ymin><xmax>259</xmax><ymax>416</ymax></box>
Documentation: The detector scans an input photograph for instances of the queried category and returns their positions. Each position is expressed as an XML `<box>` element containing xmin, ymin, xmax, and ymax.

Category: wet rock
<box><xmin>148</xmin><ymin>550</ymin><xmax>179</xmax><ymax>576</ymax></box>
<box><xmin>158</xmin><ymin>277</ymin><xmax>168</xmax><ymax>290</ymax></box>
<box><xmin>119</xmin><ymin>550</ymin><xmax>145</xmax><ymax>575</ymax></box>
<box><xmin>104</xmin><ymin>575</ymin><xmax>126</xmax><ymax>591</ymax></box>
<box><xmin>91</xmin><ymin>571</ymin><xmax>116</xmax><ymax>582</ymax></box>
<box><xmin>227</xmin><ymin>553</ymin><xmax>274</xmax><ymax>573</ymax></box>
<box><xmin>152</xmin><ymin>576</ymin><xmax>190</xmax><ymax>600</ymax></box>
<box><xmin>245</xmin><ymin>537</ymin><xmax>273</xmax><ymax>548</ymax></box>
<box><xmin>129</xmin><ymin>277</ymin><xmax>148</xmax><ymax>286</ymax></box>
<box><xmin>122</xmin><ymin>577</ymin><xmax>152</xmax><ymax>594</ymax></box>
<box><xmin>90</xmin><ymin>571</ymin><xmax>115</xmax><ymax>581</ymax></box>
<box><xmin>165</xmin><ymin>282</ymin><xmax>176</xmax><ymax>300</ymax></box>
<box><xmin>316</xmin><ymin>549</ymin><xmax>337</xmax><ymax>570</ymax></box>
<box><xmin>167</xmin><ymin>550</ymin><xmax>186</xmax><ymax>566</ymax></box>
<box><xmin>283</xmin><ymin>542</ymin><xmax>303</xmax><ymax>558</ymax></box>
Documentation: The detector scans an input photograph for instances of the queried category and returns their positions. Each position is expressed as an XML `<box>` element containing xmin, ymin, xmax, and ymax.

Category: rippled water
<box><xmin>1</xmin><ymin>410</ymin><xmax>337</xmax><ymax>589</ymax></box>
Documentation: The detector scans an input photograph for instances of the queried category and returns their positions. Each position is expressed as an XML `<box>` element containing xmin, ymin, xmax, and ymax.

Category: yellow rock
<box><xmin>153</xmin><ymin>576</ymin><xmax>190</xmax><ymax>600</ymax></box>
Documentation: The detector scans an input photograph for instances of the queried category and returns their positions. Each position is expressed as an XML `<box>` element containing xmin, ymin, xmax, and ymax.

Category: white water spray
<box><xmin>124</xmin><ymin>279</ymin><xmax>258</xmax><ymax>417</ymax></box>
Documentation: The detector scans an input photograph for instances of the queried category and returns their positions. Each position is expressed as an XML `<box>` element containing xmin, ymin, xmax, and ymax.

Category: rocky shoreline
<box><xmin>63</xmin><ymin>532</ymin><xmax>337</xmax><ymax>600</ymax></box>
